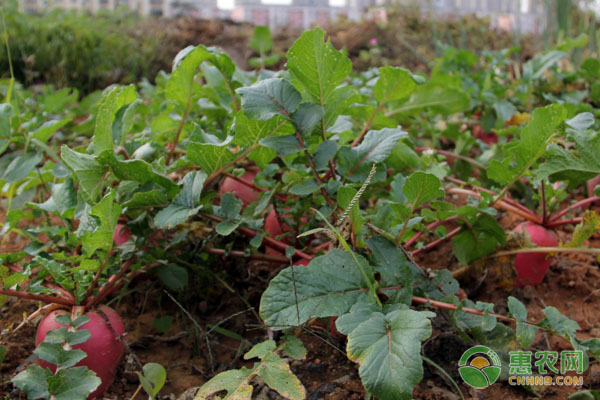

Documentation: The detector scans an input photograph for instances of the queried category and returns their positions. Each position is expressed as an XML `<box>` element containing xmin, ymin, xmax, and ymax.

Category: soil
<box><xmin>1</xmin><ymin>197</ymin><xmax>599</xmax><ymax>400</ymax></box>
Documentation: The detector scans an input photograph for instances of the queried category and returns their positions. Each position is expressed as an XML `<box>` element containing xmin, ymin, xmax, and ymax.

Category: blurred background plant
<box><xmin>1</xmin><ymin>0</ymin><xmax>600</xmax><ymax>93</ymax></box>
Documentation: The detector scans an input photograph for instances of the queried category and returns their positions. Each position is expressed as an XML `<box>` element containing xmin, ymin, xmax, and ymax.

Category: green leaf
<box><xmin>35</xmin><ymin>256</ymin><xmax>74</xmax><ymax>292</ymax></box>
<box><xmin>196</xmin><ymin>338</ymin><xmax>306</xmax><ymax>400</ymax></box>
<box><xmin>52</xmin><ymin>178</ymin><xmax>77</xmax><ymax>218</ymax></box>
<box><xmin>122</xmin><ymin>189</ymin><xmax>168</xmax><ymax>209</ymax></box>
<box><xmin>256</xmin><ymin>352</ymin><xmax>305</xmax><ymax>400</ymax></box>
<box><xmin>390</xmin><ymin>174</ymin><xmax>407</xmax><ymax>204</ymax></box>
<box><xmin>565</xmin><ymin>211</ymin><xmax>600</xmax><ymax>248</ymax></box>
<box><xmin>80</xmin><ymin>190</ymin><xmax>122</xmax><ymax>256</ymax></box>
<box><xmin>345</xmin><ymin>309</ymin><xmax>434</xmax><ymax>400</ymax></box>
<box><xmin>48</xmin><ymin>367</ymin><xmax>101</xmax><ymax>400</ymax></box>
<box><xmin>214</xmin><ymin>193</ymin><xmax>243</xmax><ymax>236</ymax></box>
<box><xmin>120</xmin><ymin>99</ymin><xmax>143</xmax><ymax>142</ymax></box>
<box><xmin>154</xmin><ymin>171</ymin><xmax>206</xmax><ymax>229</ymax></box>
<box><xmin>314</xmin><ymin>140</ymin><xmax>337</xmax><ymax>171</ymax></box>
<box><xmin>494</xmin><ymin>100</ymin><xmax>517</xmax><ymax>127</ymax></box>
<box><xmin>488</xmin><ymin>104</ymin><xmax>567</xmax><ymax>185</ymax></box>
<box><xmin>0</xmin><ymin>344</ymin><xmax>5</xmax><ymax>365</ymax></box>
<box><xmin>337</xmin><ymin>128</ymin><xmax>406</xmax><ymax>181</ymax></box>
<box><xmin>507</xmin><ymin>297</ymin><xmax>538</xmax><ymax>348</ymax></box>
<box><xmin>566</xmin><ymin>112</ymin><xmax>594</xmax><ymax>132</ymax></box>
<box><xmin>403</xmin><ymin>172</ymin><xmax>444</xmax><ymax>208</ymax></box>
<box><xmin>387</xmin><ymin>86</ymin><xmax>470</xmax><ymax>116</ymax></box>
<box><xmin>0</xmin><ymin>103</ymin><xmax>11</xmax><ymax>138</ymax></box>
<box><xmin>374</xmin><ymin>67</ymin><xmax>416</xmax><ymax>104</ymax></box>
<box><xmin>537</xmin><ymin>130</ymin><xmax>600</xmax><ymax>183</ymax></box>
<box><xmin>541</xmin><ymin>306</ymin><xmax>580</xmax><ymax>337</ymax></box>
<box><xmin>34</xmin><ymin>343</ymin><xmax>87</xmax><ymax>369</ymax></box>
<box><xmin>286</xmin><ymin>27</ymin><xmax>352</xmax><ymax>105</ymax></box>
<box><xmin>387</xmin><ymin>142</ymin><xmax>421</xmax><ymax>171</ymax></box>
<box><xmin>3</xmin><ymin>152</ymin><xmax>43</xmax><ymax>183</ymax></box>
<box><xmin>237</xmin><ymin>78</ymin><xmax>301</xmax><ymax>121</ymax></box>
<box><xmin>323</xmin><ymin>86</ymin><xmax>360</xmax><ymax>129</ymax></box>
<box><xmin>60</xmin><ymin>146</ymin><xmax>106</xmax><ymax>201</ymax></box>
<box><xmin>365</xmin><ymin>236</ymin><xmax>417</xmax><ymax>290</ymax></box>
<box><xmin>93</xmin><ymin>85</ymin><xmax>138</xmax><ymax>155</ymax></box>
<box><xmin>137</xmin><ymin>363</ymin><xmax>167</xmax><ymax>398</ymax></box>
<box><xmin>452</xmin><ymin>214</ymin><xmax>505</xmax><ymax>265</ymax></box>
<box><xmin>233</xmin><ymin>113</ymin><xmax>294</xmax><ymax>149</ymax></box>
<box><xmin>260</xmin><ymin>249</ymin><xmax>374</xmax><ymax>328</ymax></box>
<box><xmin>523</xmin><ymin>50</ymin><xmax>566</xmax><ymax>80</ymax></box>
<box><xmin>167</xmin><ymin>45</ymin><xmax>235</xmax><ymax>109</ymax></box>
<box><xmin>569</xmin><ymin>390</ymin><xmax>600</xmax><ymax>400</ymax></box>
<box><xmin>280</xmin><ymin>335</ymin><xmax>307</xmax><ymax>360</ymax></box>
<box><xmin>194</xmin><ymin>369</ymin><xmax>253</xmax><ymax>400</ymax></box>
<box><xmin>70</xmin><ymin>316</ymin><xmax>90</xmax><ymax>330</ymax></box>
<box><xmin>96</xmin><ymin>151</ymin><xmax>179</xmax><ymax>198</ymax></box>
<box><xmin>153</xmin><ymin>316</ymin><xmax>172</xmax><ymax>333</ymax></box>
<box><xmin>156</xmin><ymin>264</ymin><xmax>188</xmax><ymax>292</ymax></box>
<box><xmin>289</xmin><ymin>179</ymin><xmax>320</xmax><ymax>196</ymax></box>
<box><xmin>187</xmin><ymin>136</ymin><xmax>236</xmax><ymax>176</ymax></box>
<box><xmin>250</xmin><ymin>26</ymin><xmax>273</xmax><ymax>54</ymax></box>
<box><xmin>33</xmin><ymin>118</ymin><xmax>72</xmax><ymax>144</ymax></box>
<box><xmin>45</xmin><ymin>328</ymin><xmax>91</xmax><ymax>347</ymax></box>
<box><xmin>12</xmin><ymin>365</ymin><xmax>52</xmax><ymax>399</ymax></box>
<box><xmin>291</xmin><ymin>102</ymin><xmax>323</xmax><ymax>138</ymax></box>
<box><xmin>259</xmin><ymin>134</ymin><xmax>303</xmax><ymax>157</ymax></box>
<box><xmin>27</xmin><ymin>176</ymin><xmax>77</xmax><ymax>219</ymax></box>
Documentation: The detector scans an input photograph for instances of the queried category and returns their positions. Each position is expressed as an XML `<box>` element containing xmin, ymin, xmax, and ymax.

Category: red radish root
<box><xmin>219</xmin><ymin>168</ymin><xmax>260</xmax><ymax>205</ymax></box>
<box><xmin>36</xmin><ymin>306</ymin><xmax>125</xmax><ymax>399</ymax></box>
<box><xmin>513</xmin><ymin>222</ymin><xmax>558</xmax><ymax>287</ymax></box>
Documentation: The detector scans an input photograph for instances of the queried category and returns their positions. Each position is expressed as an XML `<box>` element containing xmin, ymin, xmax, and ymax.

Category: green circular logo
<box><xmin>458</xmin><ymin>346</ymin><xmax>502</xmax><ymax>388</ymax></box>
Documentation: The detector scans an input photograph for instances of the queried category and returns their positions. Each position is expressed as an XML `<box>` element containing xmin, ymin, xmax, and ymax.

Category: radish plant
<box><xmin>12</xmin><ymin>315</ymin><xmax>101</xmax><ymax>399</ymax></box>
<box><xmin>2</xmin><ymin>25</ymin><xmax>600</xmax><ymax>400</ymax></box>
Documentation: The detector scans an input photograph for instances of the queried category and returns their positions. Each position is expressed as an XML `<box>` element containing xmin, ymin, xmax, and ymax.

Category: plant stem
<box><xmin>351</xmin><ymin>103</ymin><xmax>383</xmax><ymax>147</ymax></box>
<box><xmin>203</xmin><ymin>145</ymin><xmax>254</xmax><ymax>187</ymax></box>
<box><xmin>129</xmin><ymin>384</ymin><xmax>143</xmax><ymax>400</ymax></box>
<box><xmin>411</xmin><ymin>227</ymin><xmax>462</xmax><ymax>256</ymax></box>
<box><xmin>166</xmin><ymin>87</ymin><xmax>193</xmax><ymax>165</ymax></box>
<box><xmin>12</xmin><ymin>303</ymin><xmax>66</xmax><ymax>334</ymax></box>
<box><xmin>321</xmin><ymin>119</ymin><xmax>338</xmax><ymax>180</ymax></box>
<box><xmin>416</xmin><ymin>147</ymin><xmax>486</xmax><ymax>169</ymax></box>
<box><xmin>545</xmin><ymin>217</ymin><xmax>583</xmax><ymax>228</ymax></box>
<box><xmin>276</xmin><ymin>106</ymin><xmax>334</xmax><ymax>209</ymax></box>
<box><xmin>493</xmin><ymin>246</ymin><xmax>600</xmax><ymax>257</ymax></box>
<box><xmin>82</xmin><ymin>242</ymin><xmax>114</xmax><ymax>304</ymax></box>
<box><xmin>422</xmin><ymin>356</ymin><xmax>466</xmax><ymax>400</ymax></box>
<box><xmin>445</xmin><ymin>177</ymin><xmax>537</xmax><ymax>216</ymax></box>
<box><xmin>206</xmin><ymin>247</ymin><xmax>290</xmax><ymax>263</ymax></box>
<box><xmin>447</xmin><ymin>187</ymin><xmax>542</xmax><ymax>223</ymax></box>
<box><xmin>44</xmin><ymin>284</ymin><xmax>75</xmax><ymax>303</ymax></box>
<box><xmin>0</xmin><ymin>288</ymin><xmax>75</xmax><ymax>306</ymax></box>
<box><xmin>201</xmin><ymin>213</ymin><xmax>313</xmax><ymax>261</ymax></box>
<box><xmin>204</xmin><ymin>120</ymin><xmax>288</xmax><ymax>186</ymax></box>
<box><xmin>549</xmin><ymin>196</ymin><xmax>600</xmax><ymax>222</ymax></box>
<box><xmin>404</xmin><ymin>216</ymin><xmax>460</xmax><ymax>248</ymax></box>
<box><xmin>86</xmin><ymin>258</ymin><xmax>137</xmax><ymax>308</ymax></box>
<box><xmin>411</xmin><ymin>296</ymin><xmax>515</xmax><ymax>323</ymax></box>
<box><xmin>541</xmin><ymin>181</ymin><xmax>548</xmax><ymax>225</ymax></box>
<box><xmin>0</xmin><ymin>4</ymin><xmax>14</xmax><ymax>103</ymax></box>
<box><xmin>396</xmin><ymin>200</ymin><xmax>418</xmax><ymax>246</ymax></box>
<box><xmin>222</xmin><ymin>77</ymin><xmax>240</xmax><ymax>112</ymax></box>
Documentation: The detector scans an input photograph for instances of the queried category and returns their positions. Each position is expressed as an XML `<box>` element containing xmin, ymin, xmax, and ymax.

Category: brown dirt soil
<box><xmin>1</xmin><ymin>199</ymin><xmax>600</xmax><ymax>399</ymax></box>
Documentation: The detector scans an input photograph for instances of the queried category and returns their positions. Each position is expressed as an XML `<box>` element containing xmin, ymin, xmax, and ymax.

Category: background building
<box><xmin>417</xmin><ymin>0</ymin><xmax>545</xmax><ymax>33</ymax></box>
<box><xmin>17</xmin><ymin>0</ymin><xmax>547</xmax><ymax>33</ymax></box>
